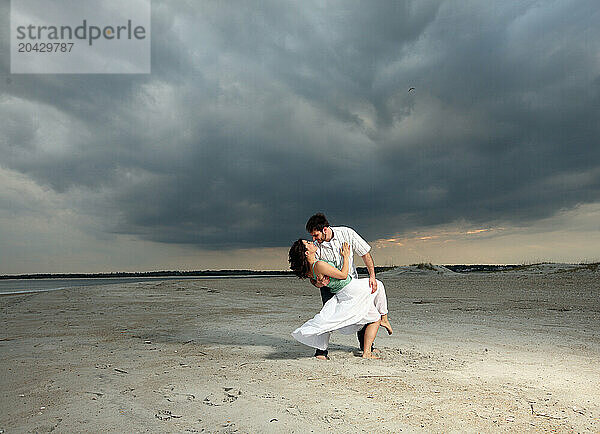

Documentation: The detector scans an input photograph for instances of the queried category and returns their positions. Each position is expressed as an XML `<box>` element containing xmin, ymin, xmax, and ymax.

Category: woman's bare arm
<box><xmin>314</xmin><ymin>242</ymin><xmax>351</xmax><ymax>280</ymax></box>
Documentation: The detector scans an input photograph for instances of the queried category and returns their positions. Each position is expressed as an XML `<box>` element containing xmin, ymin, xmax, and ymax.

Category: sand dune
<box><xmin>380</xmin><ymin>263</ymin><xmax>458</xmax><ymax>276</ymax></box>
<box><xmin>502</xmin><ymin>262</ymin><xmax>600</xmax><ymax>275</ymax></box>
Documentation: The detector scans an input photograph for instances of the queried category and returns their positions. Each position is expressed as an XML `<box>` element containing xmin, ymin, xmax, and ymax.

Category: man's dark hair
<box><xmin>306</xmin><ymin>213</ymin><xmax>330</xmax><ymax>233</ymax></box>
<box><xmin>288</xmin><ymin>239</ymin><xmax>310</xmax><ymax>279</ymax></box>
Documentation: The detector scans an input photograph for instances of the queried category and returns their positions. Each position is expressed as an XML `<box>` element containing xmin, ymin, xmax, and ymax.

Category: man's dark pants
<box><xmin>314</xmin><ymin>286</ymin><xmax>371</xmax><ymax>358</ymax></box>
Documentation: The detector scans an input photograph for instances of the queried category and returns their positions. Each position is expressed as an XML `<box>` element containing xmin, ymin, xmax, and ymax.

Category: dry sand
<box><xmin>1</xmin><ymin>271</ymin><xmax>599</xmax><ymax>433</ymax></box>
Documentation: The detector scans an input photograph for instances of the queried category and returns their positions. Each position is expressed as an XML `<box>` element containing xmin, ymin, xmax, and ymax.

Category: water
<box><xmin>0</xmin><ymin>275</ymin><xmax>288</xmax><ymax>295</ymax></box>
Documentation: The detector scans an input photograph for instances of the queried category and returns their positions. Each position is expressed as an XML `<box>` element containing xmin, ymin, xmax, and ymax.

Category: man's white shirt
<box><xmin>315</xmin><ymin>226</ymin><xmax>371</xmax><ymax>280</ymax></box>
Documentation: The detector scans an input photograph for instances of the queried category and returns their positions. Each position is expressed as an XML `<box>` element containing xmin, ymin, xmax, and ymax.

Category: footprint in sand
<box><xmin>321</xmin><ymin>409</ymin><xmax>345</xmax><ymax>424</ymax></box>
<box><xmin>203</xmin><ymin>387</ymin><xmax>242</xmax><ymax>406</ymax></box>
<box><xmin>223</xmin><ymin>387</ymin><xmax>241</xmax><ymax>403</ymax></box>
<box><xmin>155</xmin><ymin>410</ymin><xmax>182</xmax><ymax>421</ymax></box>
<box><xmin>159</xmin><ymin>385</ymin><xmax>196</xmax><ymax>403</ymax></box>
<box><xmin>164</xmin><ymin>392</ymin><xmax>195</xmax><ymax>402</ymax></box>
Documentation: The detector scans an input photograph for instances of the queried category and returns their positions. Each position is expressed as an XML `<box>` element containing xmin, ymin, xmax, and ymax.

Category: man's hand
<box><xmin>369</xmin><ymin>275</ymin><xmax>378</xmax><ymax>293</ymax></box>
<box><xmin>362</xmin><ymin>252</ymin><xmax>377</xmax><ymax>293</ymax></box>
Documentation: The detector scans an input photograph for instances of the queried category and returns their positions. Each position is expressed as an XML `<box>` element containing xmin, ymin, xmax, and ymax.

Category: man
<box><xmin>306</xmin><ymin>213</ymin><xmax>378</xmax><ymax>360</ymax></box>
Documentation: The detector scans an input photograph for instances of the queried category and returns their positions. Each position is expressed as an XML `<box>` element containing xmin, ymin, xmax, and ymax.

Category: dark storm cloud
<box><xmin>2</xmin><ymin>0</ymin><xmax>599</xmax><ymax>248</ymax></box>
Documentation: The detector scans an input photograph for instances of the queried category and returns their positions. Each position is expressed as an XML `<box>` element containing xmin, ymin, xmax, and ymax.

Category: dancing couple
<box><xmin>289</xmin><ymin>213</ymin><xmax>392</xmax><ymax>359</ymax></box>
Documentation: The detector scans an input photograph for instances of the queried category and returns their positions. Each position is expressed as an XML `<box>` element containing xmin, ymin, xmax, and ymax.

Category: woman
<box><xmin>289</xmin><ymin>239</ymin><xmax>392</xmax><ymax>359</ymax></box>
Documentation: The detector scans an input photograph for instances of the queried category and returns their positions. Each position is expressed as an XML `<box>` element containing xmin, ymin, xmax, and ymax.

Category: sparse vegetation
<box><xmin>578</xmin><ymin>261</ymin><xmax>600</xmax><ymax>272</ymax></box>
<box><xmin>556</xmin><ymin>262</ymin><xmax>600</xmax><ymax>273</ymax></box>
<box><xmin>411</xmin><ymin>262</ymin><xmax>436</xmax><ymax>271</ymax></box>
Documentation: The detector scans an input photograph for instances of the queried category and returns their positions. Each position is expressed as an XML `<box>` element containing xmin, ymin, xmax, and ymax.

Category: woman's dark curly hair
<box><xmin>288</xmin><ymin>239</ymin><xmax>310</xmax><ymax>279</ymax></box>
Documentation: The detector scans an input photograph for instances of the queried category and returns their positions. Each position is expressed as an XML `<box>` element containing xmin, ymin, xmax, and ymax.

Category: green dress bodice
<box><xmin>312</xmin><ymin>260</ymin><xmax>351</xmax><ymax>293</ymax></box>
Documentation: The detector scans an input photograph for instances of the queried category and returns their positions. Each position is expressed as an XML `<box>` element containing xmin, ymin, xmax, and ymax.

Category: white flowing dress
<box><xmin>292</xmin><ymin>278</ymin><xmax>388</xmax><ymax>350</ymax></box>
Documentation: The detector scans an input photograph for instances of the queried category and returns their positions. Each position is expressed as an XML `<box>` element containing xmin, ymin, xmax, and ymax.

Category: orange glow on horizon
<box><xmin>466</xmin><ymin>229</ymin><xmax>491</xmax><ymax>234</ymax></box>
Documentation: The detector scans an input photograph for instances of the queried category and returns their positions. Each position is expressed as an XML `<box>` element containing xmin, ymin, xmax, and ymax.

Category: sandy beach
<box><xmin>1</xmin><ymin>269</ymin><xmax>599</xmax><ymax>433</ymax></box>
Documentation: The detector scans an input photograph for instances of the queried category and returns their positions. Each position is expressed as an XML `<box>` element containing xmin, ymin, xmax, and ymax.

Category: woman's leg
<box><xmin>362</xmin><ymin>320</ymin><xmax>381</xmax><ymax>359</ymax></box>
<box><xmin>373</xmin><ymin>280</ymin><xmax>393</xmax><ymax>335</ymax></box>
<box><xmin>380</xmin><ymin>314</ymin><xmax>393</xmax><ymax>335</ymax></box>
<box><xmin>372</xmin><ymin>280</ymin><xmax>388</xmax><ymax>314</ymax></box>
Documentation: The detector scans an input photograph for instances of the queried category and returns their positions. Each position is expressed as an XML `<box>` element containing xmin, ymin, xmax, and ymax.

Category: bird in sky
<box><xmin>408</xmin><ymin>87</ymin><xmax>415</xmax><ymax>92</ymax></box>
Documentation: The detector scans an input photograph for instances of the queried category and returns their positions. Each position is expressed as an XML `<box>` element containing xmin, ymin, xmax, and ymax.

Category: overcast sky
<box><xmin>1</xmin><ymin>1</ymin><xmax>599</xmax><ymax>273</ymax></box>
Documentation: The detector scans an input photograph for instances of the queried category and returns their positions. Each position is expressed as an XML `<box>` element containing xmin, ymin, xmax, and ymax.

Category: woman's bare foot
<box><xmin>362</xmin><ymin>351</ymin><xmax>381</xmax><ymax>359</ymax></box>
<box><xmin>315</xmin><ymin>355</ymin><xmax>329</xmax><ymax>361</ymax></box>
<box><xmin>380</xmin><ymin>314</ymin><xmax>393</xmax><ymax>335</ymax></box>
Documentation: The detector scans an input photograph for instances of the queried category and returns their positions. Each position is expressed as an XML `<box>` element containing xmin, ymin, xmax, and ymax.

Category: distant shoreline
<box><xmin>0</xmin><ymin>270</ymin><xmax>294</xmax><ymax>280</ymax></box>
<box><xmin>4</xmin><ymin>263</ymin><xmax>597</xmax><ymax>280</ymax></box>
<box><xmin>0</xmin><ymin>267</ymin><xmax>397</xmax><ymax>280</ymax></box>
